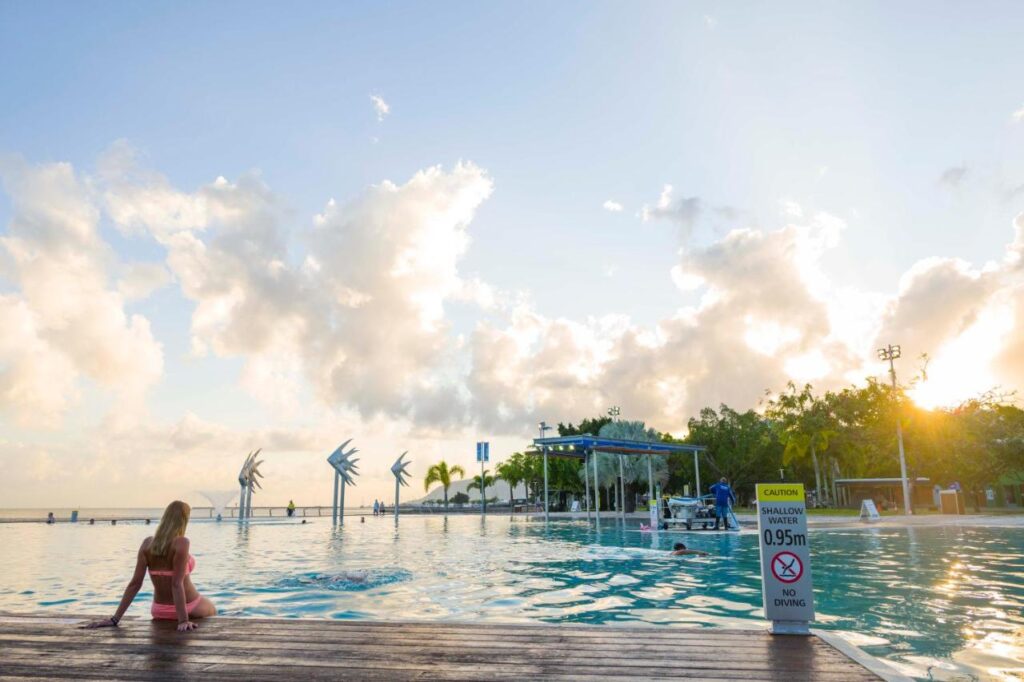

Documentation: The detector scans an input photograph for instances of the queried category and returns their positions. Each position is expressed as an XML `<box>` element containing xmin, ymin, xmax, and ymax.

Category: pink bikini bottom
<box><xmin>151</xmin><ymin>596</ymin><xmax>203</xmax><ymax>620</ymax></box>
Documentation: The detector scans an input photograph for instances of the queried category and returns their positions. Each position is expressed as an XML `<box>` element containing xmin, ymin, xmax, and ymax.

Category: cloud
<box><xmin>0</xmin><ymin>156</ymin><xmax>163</xmax><ymax>426</ymax></box>
<box><xmin>1013</xmin><ymin>105</ymin><xmax>1024</xmax><ymax>122</ymax></box>
<box><xmin>102</xmin><ymin>150</ymin><xmax>493</xmax><ymax>425</ymax></box>
<box><xmin>370</xmin><ymin>94</ymin><xmax>390</xmax><ymax>121</ymax></box>
<box><xmin>641</xmin><ymin>185</ymin><xmax>702</xmax><ymax>240</ymax></box>
<box><xmin>118</xmin><ymin>262</ymin><xmax>171</xmax><ymax>301</ymax></box>
<box><xmin>938</xmin><ymin>165</ymin><xmax>968</xmax><ymax>187</ymax></box>
<box><xmin>465</xmin><ymin>208</ymin><xmax>860</xmax><ymax>431</ymax></box>
<box><xmin>602</xmin><ymin>200</ymin><xmax>623</xmax><ymax>212</ymax></box>
<box><xmin>8</xmin><ymin>144</ymin><xmax>1024</xmax><ymax>446</ymax></box>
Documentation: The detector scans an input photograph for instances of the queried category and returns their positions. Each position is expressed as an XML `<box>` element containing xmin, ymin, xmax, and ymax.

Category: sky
<box><xmin>2</xmin><ymin>1</ymin><xmax>1024</xmax><ymax>508</ymax></box>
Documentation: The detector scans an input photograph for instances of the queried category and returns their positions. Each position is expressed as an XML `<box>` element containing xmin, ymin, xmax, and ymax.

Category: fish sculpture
<box><xmin>327</xmin><ymin>439</ymin><xmax>359</xmax><ymax>523</ymax></box>
<box><xmin>391</xmin><ymin>451</ymin><xmax>411</xmax><ymax>519</ymax></box>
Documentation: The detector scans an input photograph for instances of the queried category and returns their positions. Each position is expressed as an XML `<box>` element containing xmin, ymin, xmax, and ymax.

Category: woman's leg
<box><xmin>190</xmin><ymin>596</ymin><xmax>217</xmax><ymax>619</ymax></box>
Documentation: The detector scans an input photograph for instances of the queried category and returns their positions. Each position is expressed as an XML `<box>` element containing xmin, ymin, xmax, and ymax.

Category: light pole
<box><xmin>606</xmin><ymin>407</ymin><xmax>621</xmax><ymax>513</ymax></box>
<box><xmin>539</xmin><ymin>421</ymin><xmax>552</xmax><ymax>521</ymax></box>
<box><xmin>878</xmin><ymin>344</ymin><xmax>912</xmax><ymax>516</ymax></box>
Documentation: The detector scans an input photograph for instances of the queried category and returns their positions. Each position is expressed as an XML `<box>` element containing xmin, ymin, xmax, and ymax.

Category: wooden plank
<box><xmin>0</xmin><ymin>640</ymin><xmax>870</xmax><ymax>676</ymax></box>
<box><xmin>0</xmin><ymin>626</ymin><xmax>823</xmax><ymax>655</ymax></box>
<box><xmin>0</xmin><ymin>626</ymin><xmax>824</xmax><ymax>651</ymax></box>
<box><xmin>0</xmin><ymin>615</ymin><xmax>881</xmax><ymax>681</ymax></box>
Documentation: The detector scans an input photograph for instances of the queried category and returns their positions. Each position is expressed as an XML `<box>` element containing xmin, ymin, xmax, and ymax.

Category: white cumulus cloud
<box><xmin>370</xmin><ymin>94</ymin><xmax>390</xmax><ymax>121</ymax></box>
<box><xmin>0</xmin><ymin>156</ymin><xmax>164</xmax><ymax>426</ymax></box>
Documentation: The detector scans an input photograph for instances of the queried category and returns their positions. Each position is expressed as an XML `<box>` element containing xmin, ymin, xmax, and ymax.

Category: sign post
<box><xmin>476</xmin><ymin>442</ymin><xmax>489</xmax><ymax>515</ymax></box>
<box><xmin>756</xmin><ymin>483</ymin><xmax>814</xmax><ymax>635</ymax></box>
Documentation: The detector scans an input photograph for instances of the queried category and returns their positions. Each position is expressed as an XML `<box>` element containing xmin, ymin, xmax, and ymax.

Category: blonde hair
<box><xmin>150</xmin><ymin>500</ymin><xmax>190</xmax><ymax>557</ymax></box>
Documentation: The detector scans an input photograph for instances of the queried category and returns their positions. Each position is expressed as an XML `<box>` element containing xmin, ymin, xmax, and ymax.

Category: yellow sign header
<box><xmin>756</xmin><ymin>483</ymin><xmax>805</xmax><ymax>502</ymax></box>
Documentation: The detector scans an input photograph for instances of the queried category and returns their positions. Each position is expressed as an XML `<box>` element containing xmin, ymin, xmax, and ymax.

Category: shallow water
<box><xmin>2</xmin><ymin>516</ymin><xmax>1022</xmax><ymax>680</ymax></box>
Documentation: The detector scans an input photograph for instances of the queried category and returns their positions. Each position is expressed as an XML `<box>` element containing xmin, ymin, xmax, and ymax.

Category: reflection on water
<box><xmin>277</xmin><ymin>569</ymin><xmax>413</xmax><ymax>592</ymax></box>
<box><xmin>1</xmin><ymin>516</ymin><xmax>1021</xmax><ymax>680</ymax></box>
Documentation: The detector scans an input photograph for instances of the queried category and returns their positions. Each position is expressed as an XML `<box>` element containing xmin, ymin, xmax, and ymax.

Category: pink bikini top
<box><xmin>149</xmin><ymin>554</ymin><xmax>196</xmax><ymax>577</ymax></box>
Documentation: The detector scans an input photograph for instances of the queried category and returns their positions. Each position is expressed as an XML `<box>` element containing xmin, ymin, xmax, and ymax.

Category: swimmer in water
<box><xmin>328</xmin><ymin>572</ymin><xmax>367</xmax><ymax>585</ymax></box>
<box><xmin>671</xmin><ymin>542</ymin><xmax>708</xmax><ymax>557</ymax></box>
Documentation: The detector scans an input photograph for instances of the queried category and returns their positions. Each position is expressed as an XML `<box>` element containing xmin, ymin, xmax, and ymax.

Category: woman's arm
<box><xmin>83</xmin><ymin>541</ymin><xmax>148</xmax><ymax>628</ymax></box>
<box><xmin>171</xmin><ymin>537</ymin><xmax>197</xmax><ymax>631</ymax></box>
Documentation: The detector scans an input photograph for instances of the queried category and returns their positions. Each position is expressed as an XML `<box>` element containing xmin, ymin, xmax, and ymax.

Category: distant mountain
<box><xmin>410</xmin><ymin>478</ymin><xmax>528</xmax><ymax>504</ymax></box>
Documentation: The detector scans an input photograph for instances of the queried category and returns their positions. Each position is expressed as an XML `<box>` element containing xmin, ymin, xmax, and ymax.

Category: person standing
<box><xmin>286</xmin><ymin>500</ymin><xmax>296</xmax><ymax>517</ymax></box>
<box><xmin>710</xmin><ymin>478</ymin><xmax>736</xmax><ymax>530</ymax></box>
<box><xmin>372</xmin><ymin>500</ymin><xmax>379</xmax><ymax>516</ymax></box>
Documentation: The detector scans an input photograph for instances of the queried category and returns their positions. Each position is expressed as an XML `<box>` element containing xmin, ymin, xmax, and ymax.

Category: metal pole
<box><xmin>584</xmin><ymin>452</ymin><xmax>591</xmax><ymax>519</ymax></box>
<box><xmin>238</xmin><ymin>484</ymin><xmax>245</xmax><ymax>523</ymax></box>
<box><xmin>889</xmin><ymin>355</ymin><xmax>912</xmax><ymax>516</ymax></box>
<box><xmin>647</xmin><ymin>455</ymin><xmax>654</xmax><ymax>509</ymax></box>
<box><xmin>592</xmin><ymin>450</ymin><xmax>601</xmax><ymax>520</ymax></box>
<box><xmin>332</xmin><ymin>471</ymin><xmax>339</xmax><ymax>524</ymax></box>
<box><xmin>618</xmin><ymin>455</ymin><xmax>626</xmax><ymax>520</ymax></box>
<box><xmin>543</xmin><ymin>448</ymin><xmax>550</xmax><ymax>522</ymax></box>
<box><xmin>394</xmin><ymin>479</ymin><xmax>400</xmax><ymax>521</ymax></box>
<box><xmin>481</xmin><ymin>459</ymin><xmax>485</xmax><ymax>517</ymax></box>
<box><xmin>694</xmin><ymin>450</ymin><xmax>702</xmax><ymax>500</ymax></box>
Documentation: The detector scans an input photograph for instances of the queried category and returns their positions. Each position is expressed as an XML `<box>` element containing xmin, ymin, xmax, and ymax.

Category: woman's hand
<box><xmin>176</xmin><ymin>620</ymin><xmax>199</xmax><ymax>632</ymax></box>
<box><xmin>82</xmin><ymin>617</ymin><xmax>117</xmax><ymax>629</ymax></box>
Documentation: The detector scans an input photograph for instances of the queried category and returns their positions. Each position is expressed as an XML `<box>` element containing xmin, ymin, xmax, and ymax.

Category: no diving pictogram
<box><xmin>771</xmin><ymin>551</ymin><xmax>803</xmax><ymax>583</ymax></box>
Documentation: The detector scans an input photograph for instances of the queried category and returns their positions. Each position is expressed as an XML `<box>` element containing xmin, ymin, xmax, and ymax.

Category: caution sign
<box><xmin>756</xmin><ymin>483</ymin><xmax>814</xmax><ymax>634</ymax></box>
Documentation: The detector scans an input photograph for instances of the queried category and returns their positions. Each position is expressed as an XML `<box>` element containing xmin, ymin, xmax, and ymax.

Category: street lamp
<box><xmin>538</xmin><ymin>421</ymin><xmax>552</xmax><ymax>521</ymax></box>
<box><xmin>877</xmin><ymin>344</ymin><xmax>911</xmax><ymax>516</ymax></box>
<box><xmin>607</xmin><ymin>406</ymin><xmax>621</xmax><ymax>420</ymax></box>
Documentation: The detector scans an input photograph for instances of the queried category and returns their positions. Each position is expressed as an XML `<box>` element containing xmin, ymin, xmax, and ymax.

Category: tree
<box><xmin>766</xmin><ymin>384</ymin><xmax>837</xmax><ymax>505</ymax></box>
<box><xmin>495</xmin><ymin>456</ymin><xmax>526</xmax><ymax>510</ymax></box>
<box><xmin>450</xmin><ymin>491</ymin><xmax>470</xmax><ymax>505</ymax></box>
<box><xmin>424</xmin><ymin>460</ymin><xmax>466</xmax><ymax>511</ymax></box>
<box><xmin>685</xmin><ymin>405</ymin><xmax>783</xmax><ymax>504</ymax></box>
<box><xmin>468</xmin><ymin>469</ymin><xmax>497</xmax><ymax>511</ymax></box>
<box><xmin>597</xmin><ymin>420</ymin><xmax>666</xmax><ymax>511</ymax></box>
<box><xmin>558</xmin><ymin>416</ymin><xmax>612</xmax><ymax>437</ymax></box>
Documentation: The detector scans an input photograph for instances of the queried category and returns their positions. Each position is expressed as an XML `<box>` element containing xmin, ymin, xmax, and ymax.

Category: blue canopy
<box><xmin>531</xmin><ymin>435</ymin><xmax>704</xmax><ymax>459</ymax></box>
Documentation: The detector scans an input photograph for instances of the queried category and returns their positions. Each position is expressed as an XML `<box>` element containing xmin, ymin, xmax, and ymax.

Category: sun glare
<box><xmin>907</xmin><ymin>304</ymin><xmax>1013</xmax><ymax>410</ymax></box>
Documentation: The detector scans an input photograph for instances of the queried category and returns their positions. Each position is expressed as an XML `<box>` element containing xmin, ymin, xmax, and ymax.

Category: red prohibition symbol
<box><xmin>771</xmin><ymin>551</ymin><xmax>803</xmax><ymax>583</ymax></box>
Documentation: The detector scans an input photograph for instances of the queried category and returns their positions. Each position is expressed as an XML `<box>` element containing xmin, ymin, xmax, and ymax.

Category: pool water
<box><xmin>2</xmin><ymin>515</ymin><xmax>1022</xmax><ymax>680</ymax></box>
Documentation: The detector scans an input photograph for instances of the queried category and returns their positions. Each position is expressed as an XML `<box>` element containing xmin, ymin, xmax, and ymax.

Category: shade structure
<box><xmin>530</xmin><ymin>435</ymin><xmax>707</xmax><ymax>522</ymax></box>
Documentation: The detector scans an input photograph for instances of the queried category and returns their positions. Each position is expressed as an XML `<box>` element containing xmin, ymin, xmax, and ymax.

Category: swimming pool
<box><xmin>2</xmin><ymin>515</ymin><xmax>1021</xmax><ymax>680</ymax></box>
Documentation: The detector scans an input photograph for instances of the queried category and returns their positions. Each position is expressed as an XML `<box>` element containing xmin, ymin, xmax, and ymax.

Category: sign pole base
<box><xmin>770</xmin><ymin>620</ymin><xmax>811</xmax><ymax>635</ymax></box>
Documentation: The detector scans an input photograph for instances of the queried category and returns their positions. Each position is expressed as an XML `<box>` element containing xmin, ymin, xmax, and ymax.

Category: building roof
<box><xmin>530</xmin><ymin>435</ymin><xmax>704</xmax><ymax>459</ymax></box>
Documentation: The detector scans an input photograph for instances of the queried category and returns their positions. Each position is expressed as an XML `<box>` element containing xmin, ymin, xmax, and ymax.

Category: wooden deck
<box><xmin>0</xmin><ymin>613</ymin><xmax>884</xmax><ymax>681</ymax></box>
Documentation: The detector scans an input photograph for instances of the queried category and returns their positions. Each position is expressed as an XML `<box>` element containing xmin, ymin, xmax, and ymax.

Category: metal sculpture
<box><xmin>327</xmin><ymin>439</ymin><xmax>359</xmax><ymax>524</ymax></box>
<box><xmin>236</xmin><ymin>449</ymin><xmax>264</xmax><ymax>521</ymax></box>
<box><xmin>391</xmin><ymin>451</ymin><xmax>411</xmax><ymax>519</ymax></box>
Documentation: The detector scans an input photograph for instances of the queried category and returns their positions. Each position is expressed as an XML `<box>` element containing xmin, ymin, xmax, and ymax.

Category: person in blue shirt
<box><xmin>710</xmin><ymin>478</ymin><xmax>736</xmax><ymax>530</ymax></box>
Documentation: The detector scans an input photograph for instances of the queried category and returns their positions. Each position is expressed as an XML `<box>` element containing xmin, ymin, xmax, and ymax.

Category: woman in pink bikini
<box><xmin>85</xmin><ymin>500</ymin><xmax>216</xmax><ymax>632</ymax></box>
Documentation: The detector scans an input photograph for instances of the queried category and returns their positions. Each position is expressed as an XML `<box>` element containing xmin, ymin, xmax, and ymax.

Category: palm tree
<box><xmin>495</xmin><ymin>457</ymin><xmax>525</xmax><ymax>511</ymax></box>
<box><xmin>768</xmin><ymin>383</ymin><xmax>838</xmax><ymax>506</ymax></box>
<box><xmin>468</xmin><ymin>469</ymin><xmax>497</xmax><ymax>512</ymax></box>
<box><xmin>424</xmin><ymin>460</ymin><xmax>465</xmax><ymax>511</ymax></box>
